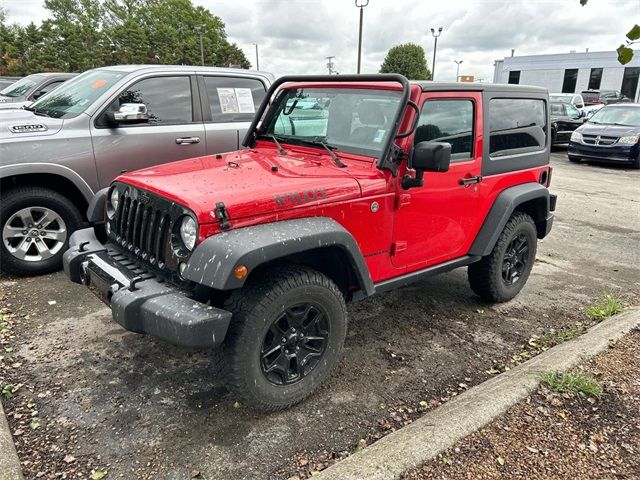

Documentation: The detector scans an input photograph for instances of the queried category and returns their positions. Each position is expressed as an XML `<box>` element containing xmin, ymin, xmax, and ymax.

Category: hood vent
<box><xmin>9</xmin><ymin>124</ymin><xmax>48</xmax><ymax>134</ymax></box>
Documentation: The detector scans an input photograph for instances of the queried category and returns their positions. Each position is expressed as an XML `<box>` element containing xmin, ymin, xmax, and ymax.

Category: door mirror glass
<box><xmin>112</xmin><ymin>103</ymin><xmax>149</xmax><ymax>124</ymax></box>
<box><xmin>412</xmin><ymin>141</ymin><xmax>451</xmax><ymax>172</ymax></box>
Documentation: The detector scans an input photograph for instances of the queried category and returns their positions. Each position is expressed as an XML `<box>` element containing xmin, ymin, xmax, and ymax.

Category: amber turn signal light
<box><xmin>234</xmin><ymin>264</ymin><xmax>248</xmax><ymax>279</ymax></box>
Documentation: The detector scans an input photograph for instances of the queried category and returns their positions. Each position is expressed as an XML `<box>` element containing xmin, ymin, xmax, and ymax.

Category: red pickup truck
<box><xmin>64</xmin><ymin>74</ymin><xmax>556</xmax><ymax>411</ymax></box>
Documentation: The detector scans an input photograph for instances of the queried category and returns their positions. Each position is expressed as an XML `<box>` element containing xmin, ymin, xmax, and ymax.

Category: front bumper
<box><xmin>568</xmin><ymin>141</ymin><xmax>639</xmax><ymax>164</ymax></box>
<box><xmin>63</xmin><ymin>228</ymin><xmax>231</xmax><ymax>348</ymax></box>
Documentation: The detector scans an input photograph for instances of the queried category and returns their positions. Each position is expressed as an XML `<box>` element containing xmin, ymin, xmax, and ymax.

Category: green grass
<box><xmin>543</xmin><ymin>324</ymin><xmax>585</xmax><ymax>345</ymax></box>
<box><xmin>540</xmin><ymin>371</ymin><xmax>602</xmax><ymax>399</ymax></box>
<box><xmin>585</xmin><ymin>293</ymin><xmax>623</xmax><ymax>321</ymax></box>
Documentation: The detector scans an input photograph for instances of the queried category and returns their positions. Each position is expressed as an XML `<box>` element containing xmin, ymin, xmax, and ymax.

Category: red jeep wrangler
<box><xmin>64</xmin><ymin>74</ymin><xmax>556</xmax><ymax>411</ymax></box>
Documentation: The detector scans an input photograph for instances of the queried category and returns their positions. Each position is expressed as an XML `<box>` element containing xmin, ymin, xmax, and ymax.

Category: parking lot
<box><xmin>1</xmin><ymin>151</ymin><xmax>639</xmax><ymax>479</ymax></box>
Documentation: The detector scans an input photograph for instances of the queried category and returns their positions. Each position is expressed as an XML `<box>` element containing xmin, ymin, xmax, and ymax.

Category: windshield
<box><xmin>550</xmin><ymin>94</ymin><xmax>571</xmax><ymax>103</ymax></box>
<box><xmin>28</xmin><ymin>69</ymin><xmax>126</xmax><ymax>119</ymax></box>
<box><xmin>0</xmin><ymin>76</ymin><xmax>38</xmax><ymax>98</ymax></box>
<box><xmin>261</xmin><ymin>87</ymin><xmax>404</xmax><ymax>158</ymax></box>
<box><xmin>588</xmin><ymin>107</ymin><xmax>640</xmax><ymax>127</ymax></box>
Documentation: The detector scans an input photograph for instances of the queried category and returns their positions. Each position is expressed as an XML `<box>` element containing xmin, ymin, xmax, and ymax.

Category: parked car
<box><xmin>0</xmin><ymin>77</ymin><xmax>21</xmax><ymax>90</ymax></box>
<box><xmin>550</xmin><ymin>101</ymin><xmax>584</xmax><ymax>144</ymax></box>
<box><xmin>581</xmin><ymin>89</ymin><xmax>632</xmax><ymax>106</ymax></box>
<box><xmin>0</xmin><ymin>65</ymin><xmax>274</xmax><ymax>276</ymax></box>
<box><xmin>550</xmin><ymin>93</ymin><xmax>585</xmax><ymax>113</ymax></box>
<box><xmin>568</xmin><ymin>104</ymin><xmax>640</xmax><ymax>169</ymax></box>
<box><xmin>0</xmin><ymin>72</ymin><xmax>76</xmax><ymax>109</ymax></box>
<box><xmin>64</xmin><ymin>74</ymin><xmax>556</xmax><ymax>411</ymax></box>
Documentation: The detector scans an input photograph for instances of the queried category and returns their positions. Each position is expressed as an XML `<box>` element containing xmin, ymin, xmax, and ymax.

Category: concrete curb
<box><xmin>316</xmin><ymin>307</ymin><xmax>640</xmax><ymax>480</ymax></box>
<box><xmin>0</xmin><ymin>397</ymin><xmax>23</xmax><ymax>480</ymax></box>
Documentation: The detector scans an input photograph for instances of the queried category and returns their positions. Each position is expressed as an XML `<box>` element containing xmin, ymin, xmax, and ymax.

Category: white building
<box><xmin>493</xmin><ymin>50</ymin><xmax>640</xmax><ymax>101</ymax></box>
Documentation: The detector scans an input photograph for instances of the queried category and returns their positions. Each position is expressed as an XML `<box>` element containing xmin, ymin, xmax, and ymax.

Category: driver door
<box><xmin>391</xmin><ymin>92</ymin><xmax>482</xmax><ymax>269</ymax></box>
<box><xmin>90</xmin><ymin>75</ymin><xmax>205</xmax><ymax>187</ymax></box>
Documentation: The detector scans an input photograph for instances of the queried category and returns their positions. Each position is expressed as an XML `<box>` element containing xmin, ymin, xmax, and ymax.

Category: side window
<box><xmin>104</xmin><ymin>76</ymin><xmax>193</xmax><ymax>126</ymax></box>
<box><xmin>414</xmin><ymin>99</ymin><xmax>474</xmax><ymax>161</ymax></box>
<box><xmin>203</xmin><ymin>76</ymin><xmax>266</xmax><ymax>123</ymax></box>
<box><xmin>489</xmin><ymin>99</ymin><xmax>547</xmax><ymax>156</ymax></box>
<box><xmin>550</xmin><ymin>103</ymin><xmax>564</xmax><ymax>116</ymax></box>
<box><xmin>565</xmin><ymin>103</ymin><xmax>580</xmax><ymax>118</ymax></box>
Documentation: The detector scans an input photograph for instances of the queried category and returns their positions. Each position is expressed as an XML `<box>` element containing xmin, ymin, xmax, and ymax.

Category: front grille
<box><xmin>582</xmin><ymin>134</ymin><xmax>619</xmax><ymax>146</ymax></box>
<box><xmin>107</xmin><ymin>182</ymin><xmax>191</xmax><ymax>277</ymax></box>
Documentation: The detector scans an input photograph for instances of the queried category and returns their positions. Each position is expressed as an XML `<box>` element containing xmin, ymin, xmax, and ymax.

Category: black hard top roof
<box><xmin>413</xmin><ymin>81</ymin><xmax>547</xmax><ymax>94</ymax></box>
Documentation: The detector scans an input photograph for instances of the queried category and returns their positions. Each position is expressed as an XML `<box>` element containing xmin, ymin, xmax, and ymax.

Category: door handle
<box><xmin>459</xmin><ymin>175</ymin><xmax>482</xmax><ymax>186</ymax></box>
<box><xmin>175</xmin><ymin>136</ymin><xmax>200</xmax><ymax>145</ymax></box>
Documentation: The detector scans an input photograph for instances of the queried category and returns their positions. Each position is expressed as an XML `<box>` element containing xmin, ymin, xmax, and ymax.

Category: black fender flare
<box><xmin>182</xmin><ymin>217</ymin><xmax>375</xmax><ymax>296</ymax></box>
<box><xmin>469</xmin><ymin>183</ymin><xmax>552</xmax><ymax>257</ymax></box>
<box><xmin>87</xmin><ymin>188</ymin><xmax>108</xmax><ymax>223</ymax></box>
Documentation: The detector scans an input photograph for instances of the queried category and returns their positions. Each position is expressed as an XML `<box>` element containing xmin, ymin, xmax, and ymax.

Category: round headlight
<box><xmin>179</xmin><ymin>216</ymin><xmax>197</xmax><ymax>251</ymax></box>
<box><xmin>110</xmin><ymin>187</ymin><xmax>120</xmax><ymax>212</ymax></box>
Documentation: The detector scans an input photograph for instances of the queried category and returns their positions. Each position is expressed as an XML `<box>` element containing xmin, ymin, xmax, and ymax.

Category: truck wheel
<box><xmin>222</xmin><ymin>266</ymin><xmax>347</xmax><ymax>411</ymax></box>
<box><xmin>468</xmin><ymin>212</ymin><xmax>537</xmax><ymax>303</ymax></box>
<box><xmin>568</xmin><ymin>155</ymin><xmax>581</xmax><ymax>163</ymax></box>
<box><xmin>1</xmin><ymin>187</ymin><xmax>83</xmax><ymax>276</ymax></box>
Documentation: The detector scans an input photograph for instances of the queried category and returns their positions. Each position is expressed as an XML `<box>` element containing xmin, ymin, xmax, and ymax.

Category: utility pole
<box><xmin>454</xmin><ymin>60</ymin><xmax>463</xmax><ymax>82</ymax></box>
<box><xmin>430</xmin><ymin>27</ymin><xmax>443</xmax><ymax>81</ymax></box>
<box><xmin>253</xmin><ymin>43</ymin><xmax>260</xmax><ymax>70</ymax></box>
<box><xmin>195</xmin><ymin>25</ymin><xmax>205</xmax><ymax>66</ymax></box>
<box><xmin>326</xmin><ymin>56</ymin><xmax>336</xmax><ymax>75</ymax></box>
<box><xmin>355</xmin><ymin>0</ymin><xmax>369</xmax><ymax>74</ymax></box>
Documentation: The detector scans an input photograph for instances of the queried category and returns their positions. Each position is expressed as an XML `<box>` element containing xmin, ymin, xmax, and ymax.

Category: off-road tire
<box><xmin>0</xmin><ymin>187</ymin><xmax>83</xmax><ymax>276</ymax></box>
<box><xmin>221</xmin><ymin>265</ymin><xmax>347</xmax><ymax>411</ymax></box>
<box><xmin>568</xmin><ymin>155</ymin><xmax>581</xmax><ymax>163</ymax></box>
<box><xmin>468</xmin><ymin>212</ymin><xmax>537</xmax><ymax>303</ymax></box>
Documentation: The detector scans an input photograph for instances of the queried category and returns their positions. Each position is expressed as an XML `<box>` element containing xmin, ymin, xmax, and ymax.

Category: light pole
<box><xmin>326</xmin><ymin>56</ymin><xmax>336</xmax><ymax>75</ymax></box>
<box><xmin>355</xmin><ymin>0</ymin><xmax>369</xmax><ymax>74</ymax></box>
<box><xmin>454</xmin><ymin>60</ymin><xmax>463</xmax><ymax>82</ymax></box>
<box><xmin>251</xmin><ymin>43</ymin><xmax>259</xmax><ymax>70</ymax></box>
<box><xmin>195</xmin><ymin>24</ymin><xmax>206</xmax><ymax>66</ymax></box>
<box><xmin>430</xmin><ymin>27</ymin><xmax>443</xmax><ymax>80</ymax></box>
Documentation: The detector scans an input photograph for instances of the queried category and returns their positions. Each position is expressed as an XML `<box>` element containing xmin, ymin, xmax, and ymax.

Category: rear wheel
<box><xmin>1</xmin><ymin>187</ymin><xmax>83</xmax><ymax>276</ymax></box>
<box><xmin>468</xmin><ymin>212</ymin><xmax>537</xmax><ymax>303</ymax></box>
<box><xmin>221</xmin><ymin>266</ymin><xmax>347</xmax><ymax>411</ymax></box>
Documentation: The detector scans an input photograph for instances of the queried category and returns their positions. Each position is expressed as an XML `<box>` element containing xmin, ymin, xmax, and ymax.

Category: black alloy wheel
<box><xmin>502</xmin><ymin>233</ymin><xmax>529</xmax><ymax>285</ymax></box>
<box><xmin>260</xmin><ymin>303</ymin><xmax>329</xmax><ymax>385</ymax></box>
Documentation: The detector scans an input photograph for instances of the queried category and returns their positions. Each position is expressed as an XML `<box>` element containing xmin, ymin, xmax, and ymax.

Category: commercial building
<box><xmin>493</xmin><ymin>50</ymin><xmax>640</xmax><ymax>101</ymax></box>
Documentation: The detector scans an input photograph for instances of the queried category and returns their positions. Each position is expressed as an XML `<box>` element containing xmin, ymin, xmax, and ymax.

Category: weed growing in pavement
<box><xmin>540</xmin><ymin>371</ymin><xmax>602</xmax><ymax>399</ymax></box>
<box><xmin>585</xmin><ymin>293</ymin><xmax>623</xmax><ymax>321</ymax></box>
<box><xmin>543</xmin><ymin>324</ymin><xmax>586</xmax><ymax>345</ymax></box>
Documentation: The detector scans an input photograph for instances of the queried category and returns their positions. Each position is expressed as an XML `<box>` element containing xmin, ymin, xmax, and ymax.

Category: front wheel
<box><xmin>1</xmin><ymin>187</ymin><xmax>83</xmax><ymax>276</ymax></box>
<box><xmin>468</xmin><ymin>212</ymin><xmax>537</xmax><ymax>303</ymax></box>
<box><xmin>631</xmin><ymin>155</ymin><xmax>640</xmax><ymax>170</ymax></box>
<box><xmin>221</xmin><ymin>266</ymin><xmax>347</xmax><ymax>411</ymax></box>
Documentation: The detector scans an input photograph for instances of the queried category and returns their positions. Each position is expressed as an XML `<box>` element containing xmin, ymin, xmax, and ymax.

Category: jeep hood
<box><xmin>0</xmin><ymin>109</ymin><xmax>63</xmax><ymax>139</ymax></box>
<box><xmin>119</xmin><ymin>148</ymin><xmax>366</xmax><ymax>224</ymax></box>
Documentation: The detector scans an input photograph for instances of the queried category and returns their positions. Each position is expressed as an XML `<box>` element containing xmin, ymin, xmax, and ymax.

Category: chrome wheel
<box><xmin>2</xmin><ymin>207</ymin><xmax>67</xmax><ymax>262</ymax></box>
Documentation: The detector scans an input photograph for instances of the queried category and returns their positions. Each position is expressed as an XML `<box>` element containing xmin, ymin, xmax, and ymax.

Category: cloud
<box><xmin>4</xmin><ymin>0</ymin><xmax>638</xmax><ymax>81</ymax></box>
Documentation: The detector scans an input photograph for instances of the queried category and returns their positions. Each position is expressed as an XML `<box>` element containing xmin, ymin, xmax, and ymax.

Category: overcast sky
<box><xmin>3</xmin><ymin>0</ymin><xmax>639</xmax><ymax>80</ymax></box>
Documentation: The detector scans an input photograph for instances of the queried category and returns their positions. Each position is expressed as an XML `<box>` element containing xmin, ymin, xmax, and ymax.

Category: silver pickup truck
<box><xmin>0</xmin><ymin>65</ymin><xmax>274</xmax><ymax>275</ymax></box>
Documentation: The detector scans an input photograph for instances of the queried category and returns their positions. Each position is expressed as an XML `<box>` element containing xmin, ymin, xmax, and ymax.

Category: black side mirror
<box><xmin>402</xmin><ymin>141</ymin><xmax>451</xmax><ymax>190</ymax></box>
<box><xmin>32</xmin><ymin>90</ymin><xmax>44</xmax><ymax>100</ymax></box>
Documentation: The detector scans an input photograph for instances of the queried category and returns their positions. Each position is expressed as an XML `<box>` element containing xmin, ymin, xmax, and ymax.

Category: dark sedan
<box><xmin>551</xmin><ymin>101</ymin><xmax>584</xmax><ymax>144</ymax></box>
<box><xmin>568</xmin><ymin>104</ymin><xmax>640</xmax><ymax>169</ymax></box>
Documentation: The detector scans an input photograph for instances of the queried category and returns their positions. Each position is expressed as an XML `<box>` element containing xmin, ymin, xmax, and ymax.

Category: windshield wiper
<box><xmin>261</xmin><ymin>134</ymin><xmax>287</xmax><ymax>156</ymax></box>
<box><xmin>313</xmin><ymin>139</ymin><xmax>346</xmax><ymax>168</ymax></box>
<box><xmin>23</xmin><ymin>105</ymin><xmax>50</xmax><ymax>117</ymax></box>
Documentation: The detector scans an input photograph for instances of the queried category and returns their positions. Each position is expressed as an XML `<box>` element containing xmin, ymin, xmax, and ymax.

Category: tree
<box><xmin>0</xmin><ymin>0</ymin><xmax>249</xmax><ymax>75</ymax></box>
<box><xmin>379</xmin><ymin>43</ymin><xmax>431</xmax><ymax>80</ymax></box>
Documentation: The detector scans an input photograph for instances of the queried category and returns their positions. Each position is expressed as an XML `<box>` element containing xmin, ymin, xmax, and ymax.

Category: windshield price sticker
<box><xmin>217</xmin><ymin>88</ymin><xmax>255</xmax><ymax>114</ymax></box>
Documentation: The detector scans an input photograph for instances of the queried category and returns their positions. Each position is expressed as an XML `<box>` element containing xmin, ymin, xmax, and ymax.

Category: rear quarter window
<box><xmin>203</xmin><ymin>76</ymin><xmax>267</xmax><ymax>123</ymax></box>
<box><xmin>489</xmin><ymin>98</ymin><xmax>547</xmax><ymax>157</ymax></box>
